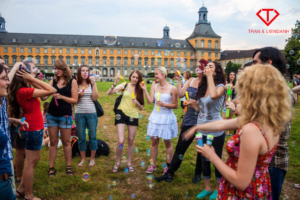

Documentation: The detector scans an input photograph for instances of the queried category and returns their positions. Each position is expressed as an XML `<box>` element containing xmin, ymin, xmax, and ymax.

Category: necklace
<box><xmin>160</xmin><ymin>83</ymin><xmax>168</xmax><ymax>89</ymax></box>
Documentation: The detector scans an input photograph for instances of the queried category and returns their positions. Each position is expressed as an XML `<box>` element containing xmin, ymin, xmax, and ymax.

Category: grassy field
<box><xmin>14</xmin><ymin>81</ymin><xmax>300</xmax><ymax>200</ymax></box>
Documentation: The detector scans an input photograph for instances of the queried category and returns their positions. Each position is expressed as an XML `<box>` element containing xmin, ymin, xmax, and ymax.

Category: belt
<box><xmin>0</xmin><ymin>173</ymin><xmax>9</xmax><ymax>180</ymax></box>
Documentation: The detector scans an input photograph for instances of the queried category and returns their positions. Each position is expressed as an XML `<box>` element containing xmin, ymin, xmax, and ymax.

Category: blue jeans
<box><xmin>46</xmin><ymin>113</ymin><xmax>73</xmax><ymax>129</ymax></box>
<box><xmin>75</xmin><ymin>113</ymin><xmax>98</xmax><ymax>152</ymax></box>
<box><xmin>0</xmin><ymin>178</ymin><xmax>16</xmax><ymax>200</ymax></box>
<box><xmin>269</xmin><ymin>167</ymin><xmax>286</xmax><ymax>200</ymax></box>
<box><xmin>20</xmin><ymin>129</ymin><xmax>43</xmax><ymax>150</ymax></box>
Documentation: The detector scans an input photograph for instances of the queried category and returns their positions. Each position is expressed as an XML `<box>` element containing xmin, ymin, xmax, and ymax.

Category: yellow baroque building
<box><xmin>0</xmin><ymin>5</ymin><xmax>221</xmax><ymax>77</ymax></box>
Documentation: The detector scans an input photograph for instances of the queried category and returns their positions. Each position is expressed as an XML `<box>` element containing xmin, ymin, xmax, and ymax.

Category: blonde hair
<box><xmin>155</xmin><ymin>66</ymin><xmax>167</xmax><ymax>79</ymax></box>
<box><xmin>236</xmin><ymin>64</ymin><xmax>292</xmax><ymax>136</ymax></box>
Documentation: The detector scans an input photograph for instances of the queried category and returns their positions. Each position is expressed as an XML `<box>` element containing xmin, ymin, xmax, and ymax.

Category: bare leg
<box><xmin>150</xmin><ymin>137</ymin><xmax>160</xmax><ymax>166</ymax></box>
<box><xmin>60</xmin><ymin>128</ymin><xmax>72</xmax><ymax>167</ymax></box>
<box><xmin>164</xmin><ymin>140</ymin><xmax>173</xmax><ymax>164</ymax></box>
<box><xmin>48</xmin><ymin>126</ymin><xmax>59</xmax><ymax>169</ymax></box>
<box><xmin>204</xmin><ymin>179</ymin><xmax>212</xmax><ymax>191</ymax></box>
<box><xmin>15</xmin><ymin>148</ymin><xmax>25</xmax><ymax>180</ymax></box>
<box><xmin>116</xmin><ymin>124</ymin><xmax>126</xmax><ymax>164</ymax></box>
<box><xmin>127</xmin><ymin>125</ymin><xmax>137</xmax><ymax>166</ymax></box>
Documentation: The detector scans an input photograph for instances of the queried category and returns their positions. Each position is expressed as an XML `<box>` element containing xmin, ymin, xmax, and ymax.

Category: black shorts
<box><xmin>114</xmin><ymin>109</ymin><xmax>139</xmax><ymax>126</ymax></box>
<box><xmin>180</xmin><ymin>101</ymin><xmax>185</xmax><ymax>109</ymax></box>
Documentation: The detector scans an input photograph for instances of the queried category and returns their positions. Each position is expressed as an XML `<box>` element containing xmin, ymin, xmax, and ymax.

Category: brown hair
<box><xmin>293</xmin><ymin>74</ymin><xmax>298</xmax><ymax>78</ymax></box>
<box><xmin>54</xmin><ymin>60</ymin><xmax>72</xmax><ymax>85</ymax></box>
<box><xmin>129</xmin><ymin>70</ymin><xmax>144</xmax><ymax>106</ymax></box>
<box><xmin>0</xmin><ymin>56</ymin><xmax>3</xmax><ymax>59</ymax></box>
<box><xmin>43</xmin><ymin>102</ymin><xmax>49</xmax><ymax>114</ymax></box>
<box><xmin>185</xmin><ymin>71</ymin><xmax>192</xmax><ymax>80</ymax></box>
<box><xmin>77</xmin><ymin>65</ymin><xmax>91</xmax><ymax>85</ymax></box>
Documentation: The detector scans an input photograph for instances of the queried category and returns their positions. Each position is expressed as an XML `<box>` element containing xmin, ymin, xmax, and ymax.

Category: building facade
<box><xmin>219</xmin><ymin>49</ymin><xmax>257</xmax><ymax>69</ymax></box>
<box><xmin>0</xmin><ymin>6</ymin><xmax>221</xmax><ymax>77</ymax></box>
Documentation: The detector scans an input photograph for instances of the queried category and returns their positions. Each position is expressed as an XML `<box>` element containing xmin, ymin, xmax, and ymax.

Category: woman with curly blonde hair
<box><xmin>183</xmin><ymin>64</ymin><xmax>292</xmax><ymax>199</ymax></box>
<box><xmin>44</xmin><ymin>60</ymin><xmax>78</xmax><ymax>177</ymax></box>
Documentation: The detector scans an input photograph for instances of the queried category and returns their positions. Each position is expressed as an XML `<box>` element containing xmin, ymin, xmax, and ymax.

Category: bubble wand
<box><xmin>184</xmin><ymin>91</ymin><xmax>189</xmax><ymax>112</ymax></box>
<box><xmin>82</xmin><ymin>87</ymin><xmax>86</xmax><ymax>94</ymax></box>
<box><xmin>15</xmin><ymin>117</ymin><xmax>25</xmax><ymax>132</ymax></box>
<box><xmin>226</xmin><ymin>86</ymin><xmax>232</xmax><ymax>118</ymax></box>
<box><xmin>54</xmin><ymin>96</ymin><xmax>58</xmax><ymax>106</ymax></box>
<box><xmin>118</xmin><ymin>73</ymin><xmax>126</xmax><ymax>82</ymax></box>
<box><xmin>157</xmin><ymin>92</ymin><xmax>160</xmax><ymax>112</ymax></box>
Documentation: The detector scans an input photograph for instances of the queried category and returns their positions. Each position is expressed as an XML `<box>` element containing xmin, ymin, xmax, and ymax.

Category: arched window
<box><xmin>95</xmin><ymin>49</ymin><xmax>99</xmax><ymax>56</ymax></box>
<box><xmin>203</xmin><ymin>14</ymin><xmax>206</xmax><ymax>20</ymax></box>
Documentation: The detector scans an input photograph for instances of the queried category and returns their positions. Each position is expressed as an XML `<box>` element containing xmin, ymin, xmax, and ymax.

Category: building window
<box><xmin>66</xmin><ymin>57</ymin><xmax>70</xmax><ymax>65</ymax></box>
<box><xmin>12</xmin><ymin>47</ymin><xmax>16</xmax><ymax>53</ymax></box>
<box><xmin>208</xmin><ymin>52</ymin><xmax>211</xmax><ymax>57</ymax></box>
<box><xmin>118</xmin><ymin>69</ymin><xmax>120</xmax><ymax>74</ymax></box>
<box><xmin>144</xmin><ymin>58</ymin><xmax>148</xmax><ymax>66</ymax></box>
<box><xmin>110</xmin><ymin>49</ymin><xmax>114</xmax><ymax>55</ymax></box>
<box><xmin>110</xmin><ymin>57</ymin><xmax>114</xmax><ymax>66</ymax></box>
<box><xmin>103</xmin><ymin>68</ymin><xmax>107</xmax><ymax>76</ymax></box>
<box><xmin>215</xmin><ymin>41</ymin><xmax>219</xmax><ymax>49</ymax></box>
<box><xmin>131</xmin><ymin>57</ymin><xmax>135</xmax><ymax>66</ymax></box>
<box><xmin>28</xmin><ymin>48</ymin><xmax>32</xmax><ymax>53</ymax></box>
<box><xmin>20</xmin><ymin>48</ymin><xmax>24</xmax><ymax>53</ymax></box>
<box><xmin>74</xmin><ymin>57</ymin><xmax>78</xmax><ymax>65</ymax></box>
<box><xmin>74</xmin><ymin>49</ymin><xmax>78</xmax><ymax>54</ymax></box>
<box><xmin>145</xmin><ymin>51</ymin><xmax>148</xmax><ymax>56</ymax></box>
<box><xmin>51</xmin><ymin>56</ymin><xmax>56</xmax><ymax>65</ymax></box>
<box><xmin>52</xmin><ymin>48</ymin><xmax>55</xmax><ymax>54</ymax></box>
<box><xmin>96</xmin><ymin>58</ymin><xmax>99</xmax><ymax>66</ymax></box>
<box><xmin>103</xmin><ymin>57</ymin><xmax>107</xmax><ymax>66</ymax></box>
<box><xmin>67</xmin><ymin>48</ymin><xmax>70</xmax><ymax>54</ymax></box>
<box><xmin>88</xmin><ymin>49</ymin><xmax>92</xmax><ymax>54</ymax></box>
<box><xmin>4</xmin><ymin>56</ymin><xmax>8</xmax><ymax>65</ymax></box>
<box><xmin>164</xmin><ymin>58</ymin><xmax>168</xmax><ymax>67</ymax></box>
<box><xmin>44</xmin><ymin>48</ymin><xmax>48</xmax><ymax>53</ymax></box>
<box><xmin>138</xmin><ymin>50</ymin><xmax>141</xmax><ymax>55</ymax></box>
<box><xmin>125</xmin><ymin>69</ymin><xmax>128</xmax><ymax>76</ymax></box>
<box><xmin>151</xmin><ymin>51</ymin><xmax>155</xmax><ymax>56</ymax></box>
<box><xmin>81</xmin><ymin>57</ymin><xmax>85</xmax><ymax>65</ymax></box>
<box><xmin>59</xmin><ymin>48</ymin><xmax>63</xmax><ymax>54</ymax></box>
<box><xmin>151</xmin><ymin>58</ymin><xmax>155</xmax><ymax>66</ymax></box>
<box><xmin>117</xmin><ymin>50</ymin><xmax>121</xmax><ymax>55</ymax></box>
<box><xmin>177</xmin><ymin>52</ymin><xmax>180</xmax><ymax>56</ymax></box>
<box><xmin>12</xmin><ymin>56</ymin><xmax>17</xmax><ymax>65</ymax></box>
<box><xmin>195</xmin><ymin>40</ymin><xmax>198</xmax><ymax>47</ymax></box>
<box><xmin>88</xmin><ymin>57</ymin><xmax>92</xmax><ymax>66</ymax></box>
<box><xmin>171</xmin><ymin>51</ymin><xmax>174</xmax><ymax>56</ymax></box>
<box><xmin>171</xmin><ymin>58</ymin><xmax>174</xmax><ymax>67</ymax></box>
<box><xmin>184</xmin><ymin>52</ymin><xmax>187</xmax><ymax>57</ymax></box>
<box><xmin>124</xmin><ymin>50</ymin><xmax>128</xmax><ymax>55</ymax></box>
<box><xmin>36</xmin><ymin>57</ymin><xmax>40</xmax><ymax>65</ymax></box>
<box><xmin>59</xmin><ymin>55</ymin><xmax>63</xmax><ymax>60</ymax></box>
<box><xmin>131</xmin><ymin>50</ymin><xmax>135</xmax><ymax>55</ymax></box>
<box><xmin>124</xmin><ymin>57</ymin><xmax>128</xmax><ymax>66</ymax></box>
<box><xmin>36</xmin><ymin>48</ymin><xmax>40</xmax><ymax>53</ymax></box>
<box><xmin>43</xmin><ymin>56</ymin><xmax>48</xmax><ymax>65</ymax></box>
<box><xmin>208</xmin><ymin>40</ymin><xmax>211</xmax><ymax>48</ymax></box>
<box><xmin>117</xmin><ymin>57</ymin><xmax>121</xmax><ymax>66</ymax></box>
<box><xmin>201</xmin><ymin>40</ymin><xmax>204</xmax><ymax>48</ymax></box>
<box><xmin>215</xmin><ymin>53</ymin><xmax>218</xmax><ymax>58</ymax></box>
<box><xmin>110</xmin><ymin>69</ymin><xmax>114</xmax><ymax>76</ymax></box>
<box><xmin>190</xmin><ymin>59</ymin><xmax>194</xmax><ymax>67</ymax></box>
<box><xmin>138</xmin><ymin>57</ymin><xmax>142</xmax><ymax>66</ymax></box>
<box><xmin>95</xmin><ymin>49</ymin><xmax>99</xmax><ymax>56</ymax></box>
<box><xmin>4</xmin><ymin>47</ymin><xmax>8</xmax><ymax>53</ymax></box>
<box><xmin>201</xmin><ymin>52</ymin><xmax>204</xmax><ymax>57</ymax></box>
<box><xmin>103</xmin><ymin>49</ymin><xmax>107</xmax><ymax>54</ymax></box>
<box><xmin>81</xmin><ymin>49</ymin><xmax>85</xmax><ymax>54</ymax></box>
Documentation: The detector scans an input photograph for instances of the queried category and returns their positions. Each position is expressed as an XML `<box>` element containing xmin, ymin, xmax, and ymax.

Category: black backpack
<box><xmin>113</xmin><ymin>83</ymin><xmax>128</xmax><ymax>113</ymax></box>
<box><xmin>70</xmin><ymin>136</ymin><xmax>79</xmax><ymax>158</ymax></box>
<box><xmin>85</xmin><ymin>139</ymin><xmax>110</xmax><ymax>157</ymax></box>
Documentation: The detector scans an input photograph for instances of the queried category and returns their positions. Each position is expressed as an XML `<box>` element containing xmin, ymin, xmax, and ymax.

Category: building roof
<box><xmin>199</xmin><ymin>6</ymin><xmax>208</xmax><ymax>12</ymax></box>
<box><xmin>0</xmin><ymin>32</ymin><xmax>194</xmax><ymax>50</ymax></box>
<box><xmin>187</xmin><ymin>23</ymin><xmax>221</xmax><ymax>39</ymax></box>
<box><xmin>219</xmin><ymin>49</ymin><xmax>259</xmax><ymax>61</ymax></box>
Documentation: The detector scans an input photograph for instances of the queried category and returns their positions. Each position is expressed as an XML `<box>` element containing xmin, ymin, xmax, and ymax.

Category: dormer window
<box><xmin>183</xmin><ymin>45</ymin><xmax>186</xmax><ymax>48</ymax></box>
<box><xmin>175</xmin><ymin>43</ymin><xmax>180</xmax><ymax>48</ymax></box>
<box><xmin>74</xmin><ymin>40</ymin><xmax>78</xmax><ymax>44</ymax></box>
<box><xmin>144</xmin><ymin>43</ymin><xmax>147</xmax><ymax>46</ymax></box>
<box><xmin>130</xmin><ymin>42</ymin><xmax>134</xmax><ymax>45</ymax></box>
<box><xmin>59</xmin><ymin>40</ymin><xmax>63</xmax><ymax>43</ymax></box>
<box><xmin>117</xmin><ymin>41</ymin><xmax>121</xmax><ymax>45</ymax></box>
<box><xmin>12</xmin><ymin>38</ymin><xmax>17</xmax><ymax>43</ymax></box>
<box><xmin>28</xmin><ymin>39</ymin><xmax>33</xmax><ymax>43</ymax></box>
<box><xmin>44</xmin><ymin>39</ymin><xmax>48</xmax><ymax>43</ymax></box>
<box><xmin>170</xmin><ymin>44</ymin><xmax>173</xmax><ymax>47</ymax></box>
<box><xmin>89</xmin><ymin>41</ymin><xmax>92</xmax><ymax>44</ymax></box>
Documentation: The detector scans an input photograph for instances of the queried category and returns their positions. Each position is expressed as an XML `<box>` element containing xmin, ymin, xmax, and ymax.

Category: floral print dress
<box><xmin>217</xmin><ymin>122</ymin><xmax>277</xmax><ymax>200</ymax></box>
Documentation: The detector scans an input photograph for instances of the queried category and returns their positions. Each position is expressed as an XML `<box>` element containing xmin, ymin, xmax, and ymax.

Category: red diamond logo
<box><xmin>256</xmin><ymin>9</ymin><xmax>280</xmax><ymax>26</ymax></box>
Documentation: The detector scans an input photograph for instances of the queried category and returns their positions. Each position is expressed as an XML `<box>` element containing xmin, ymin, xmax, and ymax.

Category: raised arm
<box><xmin>107</xmin><ymin>74</ymin><xmax>122</xmax><ymax>95</ymax></box>
<box><xmin>205</xmin><ymin>67</ymin><xmax>225</xmax><ymax>99</ymax></box>
<box><xmin>140</xmin><ymin>81</ymin><xmax>155</xmax><ymax>105</ymax></box>
<box><xmin>90</xmin><ymin>77</ymin><xmax>99</xmax><ymax>101</ymax></box>
<box><xmin>8</xmin><ymin>62</ymin><xmax>24</xmax><ymax>82</ymax></box>
<box><xmin>175</xmin><ymin>73</ymin><xmax>190</xmax><ymax>98</ymax></box>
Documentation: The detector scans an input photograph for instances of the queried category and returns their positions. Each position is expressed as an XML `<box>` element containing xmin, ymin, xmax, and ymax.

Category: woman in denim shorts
<box><xmin>45</xmin><ymin>60</ymin><xmax>78</xmax><ymax>177</ymax></box>
<box><xmin>8</xmin><ymin>61</ymin><xmax>56</xmax><ymax>200</ymax></box>
<box><xmin>75</xmin><ymin>65</ymin><xmax>98</xmax><ymax>167</ymax></box>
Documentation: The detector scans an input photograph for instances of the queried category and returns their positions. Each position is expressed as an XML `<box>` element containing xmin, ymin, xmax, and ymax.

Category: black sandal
<box><xmin>15</xmin><ymin>178</ymin><xmax>21</xmax><ymax>184</ymax></box>
<box><xmin>66</xmin><ymin>166</ymin><xmax>74</xmax><ymax>176</ymax></box>
<box><xmin>15</xmin><ymin>190</ymin><xmax>25</xmax><ymax>199</ymax></box>
<box><xmin>48</xmin><ymin>167</ymin><xmax>56</xmax><ymax>177</ymax></box>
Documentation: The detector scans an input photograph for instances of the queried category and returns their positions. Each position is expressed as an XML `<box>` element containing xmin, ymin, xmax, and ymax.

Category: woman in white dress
<box><xmin>140</xmin><ymin>67</ymin><xmax>178</xmax><ymax>174</ymax></box>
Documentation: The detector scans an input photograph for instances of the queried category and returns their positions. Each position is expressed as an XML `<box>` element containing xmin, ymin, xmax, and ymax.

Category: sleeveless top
<box><xmin>117</xmin><ymin>83</ymin><xmax>139</xmax><ymax>118</ymax></box>
<box><xmin>182</xmin><ymin>78</ymin><xmax>198</xmax><ymax>126</ymax></box>
<box><xmin>197</xmin><ymin>84</ymin><xmax>225</xmax><ymax>137</ymax></box>
<box><xmin>76</xmin><ymin>85</ymin><xmax>96</xmax><ymax>114</ymax></box>
<box><xmin>48</xmin><ymin>79</ymin><xmax>73</xmax><ymax>117</ymax></box>
<box><xmin>217</xmin><ymin>122</ymin><xmax>277</xmax><ymax>200</ymax></box>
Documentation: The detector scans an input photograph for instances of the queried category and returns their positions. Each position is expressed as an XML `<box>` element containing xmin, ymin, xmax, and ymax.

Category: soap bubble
<box><xmin>122</xmin><ymin>156</ymin><xmax>127</xmax><ymax>163</ymax></box>
<box><xmin>293</xmin><ymin>33</ymin><xmax>299</xmax><ymax>39</ymax></box>
<box><xmin>164</xmin><ymin>50</ymin><xmax>170</xmax><ymax>56</ymax></box>
<box><xmin>157</xmin><ymin>40</ymin><xmax>164</xmax><ymax>47</ymax></box>
<box><xmin>109</xmin><ymin>195</ymin><xmax>112</xmax><ymax>200</ymax></box>
<box><xmin>134</xmin><ymin>54</ymin><xmax>139</xmax><ymax>60</ymax></box>
<box><xmin>155</xmin><ymin>54</ymin><xmax>162</xmax><ymax>62</ymax></box>
<box><xmin>104</xmin><ymin>36</ymin><xmax>117</xmax><ymax>46</ymax></box>
<box><xmin>149</xmin><ymin>159</ymin><xmax>153</xmax><ymax>165</ymax></box>
<box><xmin>286</xmin><ymin>64</ymin><xmax>290</xmax><ymax>68</ymax></box>
<box><xmin>289</xmin><ymin>50</ymin><xmax>294</xmax><ymax>55</ymax></box>
<box><xmin>141</xmin><ymin>161</ymin><xmax>145</xmax><ymax>167</ymax></box>
<box><xmin>146</xmin><ymin>136</ymin><xmax>150</xmax><ymax>141</ymax></box>
<box><xmin>112</xmin><ymin>180</ymin><xmax>117</xmax><ymax>187</ymax></box>
<box><xmin>147</xmin><ymin>149</ymin><xmax>150</xmax><ymax>156</ymax></box>
<box><xmin>116</xmin><ymin>114</ymin><xmax>121</xmax><ymax>120</ymax></box>
<box><xmin>162</xmin><ymin>163</ymin><xmax>167</xmax><ymax>168</ymax></box>
<box><xmin>135</xmin><ymin>148</ymin><xmax>139</xmax><ymax>153</ymax></box>
<box><xmin>23</xmin><ymin>57</ymin><xmax>38</xmax><ymax>65</ymax></box>
<box><xmin>119</xmin><ymin>144</ymin><xmax>123</xmax><ymax>149</ymax></box>
<box><xmin>103</xmin><ymin>125</ymin><xmax>106</xmax><ymax>129</ymax></box>
<box><xmin>85</xmin><ymin>129</ymin><xmax>89</xmax><ymax>134</ymax></box>
<box><xmin>125</xmin><ymin>167</ymin><xmax>129</xmax><ymax>174</ymax></box>
<box><xmin>132</xmin><ymin>193</ymin><xmax>135</xmax><ymax>198</ymax></box>
<box><xmin>107</xmin><ymin>184</ymin><xmax>111</xmax><ymax>190</ymax></box>
<box><xmin>199</xmin><ymin>113</ymin><xmax>207</xmax><ymax>122</ymax></box>
<box><xmin>297</xmin><ymin>59</ymin><xmax>300</xmax><ymax>65</ymax></box>
<box><xmin>82</xmin><ymin>172</ymin><xmax>90</xmax><ymax>182</ymax></box>
<box><xmin>139</xmin><ymin>114</ymin><xmax>143</xmax><ymax>119</ymax></box>
<box><xmin>145</xmin><ymin>175</ymin><xmax>155</xmax><ymax>189</ymax></box>
<box><xmin>179</xmin><ymin>154</ymin><xmax>183</xmax><ymax>160</ymax></box>
<box><xmin>129</xmin><ymin>117</ymin><xmax>134</xmax><ymax>122</ymax></box>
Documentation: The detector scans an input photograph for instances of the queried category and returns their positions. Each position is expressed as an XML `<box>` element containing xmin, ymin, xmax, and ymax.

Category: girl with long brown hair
<box><xmin>107</xmin><ymin>70</ymin><xmax>144</xmax><ymax>173</ymax></box>
<box><xmin>8</xmin><ymin>61</ymin><xmax>56</xmax><ymax>200</ymax></box>
<box><xmin>45</xmin><ymin>60</ymin><xmax>78</xmax><ymax>177</ymax></box>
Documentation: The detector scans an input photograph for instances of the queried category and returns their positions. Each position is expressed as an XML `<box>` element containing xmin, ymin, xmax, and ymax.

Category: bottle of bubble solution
<box><xmin>205</xmin><ymin>134</ymin><xmax>214</xmax><ymax>161</ymax></box>
<box><xmin>196</xmin><ymin>132</ymin><xmax>203</xmax><ymax>147</ymax></box>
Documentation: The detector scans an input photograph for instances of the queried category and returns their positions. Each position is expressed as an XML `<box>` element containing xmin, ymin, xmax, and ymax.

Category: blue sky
<box><xmin>0</xmin><ymin>0</ymin><xmax>299</xmax><ymax>50</ymax></box>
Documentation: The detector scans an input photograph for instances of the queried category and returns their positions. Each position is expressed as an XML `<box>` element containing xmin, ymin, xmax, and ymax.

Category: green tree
<box><xmin>283</xmin><ymin>20</ymin><xmax>300</xmax><ymax>78</ymax></box>
<box><xmin>225</xmin><ymin>61</ymin><xmax>241</xmax><ymax>76</ymax></box>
